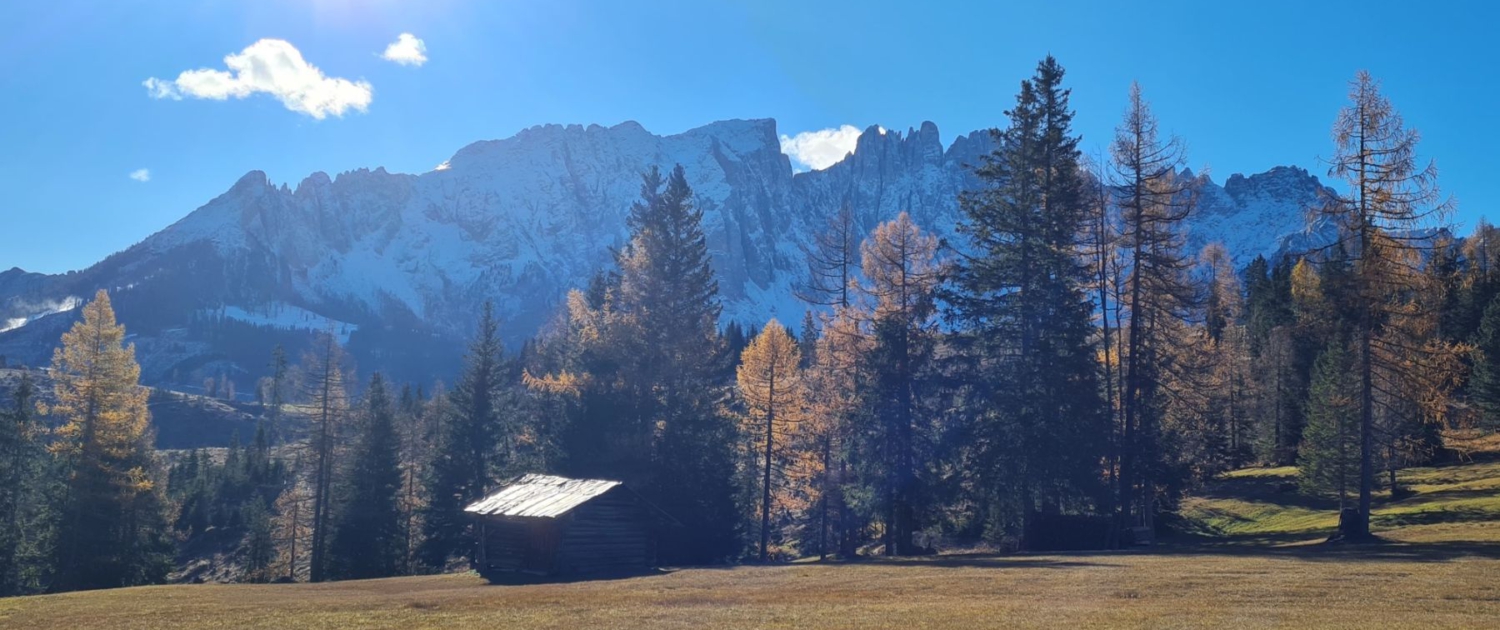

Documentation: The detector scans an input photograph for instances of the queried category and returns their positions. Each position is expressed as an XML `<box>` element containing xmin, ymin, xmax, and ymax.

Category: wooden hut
<box><xmin>463</xmin><ymin>474</ymin><xmax>677</xmax><ymax>577</ymax></box>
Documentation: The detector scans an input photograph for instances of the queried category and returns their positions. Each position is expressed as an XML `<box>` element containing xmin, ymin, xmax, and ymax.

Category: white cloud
<box><xmin>143</xmin><ymin>39</ymin><xmax>373</xmax><ymax>120</ymax></box>
<box><xmin>779</xmin><ymin>125</ymin><xmax>862</xmax><ymax>171</ymax></box>
<box><xmin>129</xmin><ymin>168</ymin><xmax>151</xmax><ymax>182</ymax></box>
<box><xmin>381</xmin><ymin>33</ymin><xmax>427</xmax><ymax>67</ymax></box>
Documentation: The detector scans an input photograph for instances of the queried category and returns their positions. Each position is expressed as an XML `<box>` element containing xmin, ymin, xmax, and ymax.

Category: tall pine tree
<box><xmin>616</xmin><ymin>165</ymin><xmax>739</xmax><ymax>563</ymax></box>
<box><xmin>329</xmin><ymin>373</ymin><xmax>404</xmax><ymax>579</ymax></box>
<box><xmin>1</xmin><ymin>371</ymin><xmax>50</xmax><ymax>595</ymax></box>
<box><xmin>422</xmin><ymin>302</ymin><xmax>507</xmax><ymax>568</ymax></box>
<box><xmin>947</xmin><ymin>56</ymin><xmax>1108</xmax><ymax>547</ymax></box>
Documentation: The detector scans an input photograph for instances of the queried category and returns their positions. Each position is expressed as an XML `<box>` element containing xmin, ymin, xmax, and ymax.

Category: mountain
<box><xmin>0</xmin><ymin>119</ymin><xmax>1332</xmax><ymax>389</ymax></box>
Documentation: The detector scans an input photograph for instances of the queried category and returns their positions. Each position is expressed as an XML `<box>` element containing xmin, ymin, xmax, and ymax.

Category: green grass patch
<box><xmin>1181</xmin><ymin>459</ymin><xmax>1500</xmax><ymax>545</ymax></box>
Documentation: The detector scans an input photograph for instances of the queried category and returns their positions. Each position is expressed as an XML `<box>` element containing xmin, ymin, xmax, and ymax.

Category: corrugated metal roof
<box><xmin>463</xmin><ymin>474</ymin><xmax>622</xmax><ymax>518</ymax></box>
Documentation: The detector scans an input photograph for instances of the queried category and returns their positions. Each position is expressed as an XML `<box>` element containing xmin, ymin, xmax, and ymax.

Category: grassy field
<box><xmin>4</xmin><ymin>459</ymin><xmax>1500</xmax><ymax>629</ymax></box>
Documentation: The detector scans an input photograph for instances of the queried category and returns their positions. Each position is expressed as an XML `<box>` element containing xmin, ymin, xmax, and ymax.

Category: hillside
<box><xmin>0</xmin><ymin>367</ymin><xmax>268</xmax><ymax>449</ymax></box>
<box><xmin>5</xmin><ymin>456</ymin><xmax>1499</xmax><ymax>629</ymax></box>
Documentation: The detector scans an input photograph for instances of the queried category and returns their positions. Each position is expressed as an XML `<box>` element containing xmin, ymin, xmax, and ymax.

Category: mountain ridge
<box><xmin>0</xmin><ymin>118</ymin><xmax>1332</xmax><ymax>387</ymax></box>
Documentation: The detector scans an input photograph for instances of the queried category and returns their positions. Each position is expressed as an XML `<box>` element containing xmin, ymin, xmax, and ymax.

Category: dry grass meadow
<box><xmin>4</xmin><ymin>459</ymin><xmax>1500</xmax><ymax>629</ymax></box>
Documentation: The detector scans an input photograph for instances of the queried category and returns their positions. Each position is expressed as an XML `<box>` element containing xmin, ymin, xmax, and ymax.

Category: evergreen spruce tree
<box><xmin>798</xmin><ymin>310</ymin><xmax>819</xmax><ymax>370</ymax></box>
<box><xmin>1460</xmin><ymin>221</ymin><xmax>1500</xmax><ymax>344</ymax></box>
<box><xmin>1471</xmin><ymin>294</ymin><xmax>1500</xmax><ymax>426</ymax></box>
<box><xmin>617</xmin><ymin>165</ymin><xmax>739</xmax><ymax>563</ymax></box>
<box><xmin>1298</xmin><ymin>343</ymin><xmax>1360</xmax><ymax>503</ymax></box>
<box><xmin>265</xmin><ymin>344</ymin><xmax>289</xmax><ymax>442</ymax></box>
<box><xmin>48</xmin><ymin>290</ymin><xmax>172</xmax><ymax>591</ymax></box>
<box><xmin>329</xmin><ymin>373</ymin><xmax>404</xmax><ymax>579</ymax></box>
<box><xmin>532</xmin><ymin>170</ymin><xmax>741</xmax><ymax>567</ymax></box>
<box><xmin>241</xmin><ymin>497</ymin><xmax>275</xmax><ymax>583</ymax></box>
<box><xmin>396</xmin><ymin>383</ymin><xmax>433</xmax><ymax>574</ymax></box>
<box><xmin>947</xmin><ymin>56</ymin><xmax>1108</xmax><ymax>547</ymax></box>
<box><xmin>422</xmin><ymin>302</ymin><xmax>506</xmax><ymax>568</ymax></box>
<box><xmin>1</xmin><ymin>371</ymin><xmax>51</xmax><ymax>595</ymax></box>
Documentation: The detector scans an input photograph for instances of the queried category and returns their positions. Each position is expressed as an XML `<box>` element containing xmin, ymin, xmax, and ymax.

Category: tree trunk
<box><xmin>819</xmin><ymin>437</ymin><xmax>830</xmax><ymax>560</ymax></box>
<box><xmin>1345</xmin><ymin>327</ymin><xmax>1375</xmax><ymax>541</ymax></box>
<box><xmin>760</xmin><ymin>394</ymin><xmax>774</xmax><ymax>562</ymax></box>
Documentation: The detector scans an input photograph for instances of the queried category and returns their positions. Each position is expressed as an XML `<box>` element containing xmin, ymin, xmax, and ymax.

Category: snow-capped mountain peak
<box><xmin>0</xmin><ymin>118</ymin><xmax>1332</xmax><ymax>386</ymax></box>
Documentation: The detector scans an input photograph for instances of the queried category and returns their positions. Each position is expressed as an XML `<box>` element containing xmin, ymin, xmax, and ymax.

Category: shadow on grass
<box><xmin>1151</xmin><ymin>536</ymin><xmax>1500</xmax><ymax>563</ymax></box>
<box><xmin>1379</xmin><ymin>487</ymin><xmax>1500</xmax><ymax>507</ymax></box>
<box><xmin>474</xmin><ymin>540</ymin><xmax>1500</xmax><ymax>584</ymax></box>
<box><xmin>778</xmin><ymin>539</ymin><xmax>1500</xmax><ymax>570</ymax></box>
<box><xmin>1192</xmin><ymin>479</ymin><xmax>1340</xmax><ymax>512</ymax></box>
<box><xmin>864</xmin><ymin>553</ymin><xmax>1122</xmax><ymax>570</ymax></box>
<box><xmin>1373</xmin><ymin>507</ymin><xmax>1500</xmax><ymax>529</ymax></box>
<box><xmin>481</xmin><ymin>567</ymin><xmax>676</xmax><ymax>586</ymax></box>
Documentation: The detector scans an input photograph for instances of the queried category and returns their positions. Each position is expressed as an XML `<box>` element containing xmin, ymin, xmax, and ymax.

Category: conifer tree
<box><xmin>397</xmin><ymin>383</ymin><xmax>435</xmax><ymax>574</ymax></box>
<box><xmin>1458</xmin><ymin>221</ymin><xmax>1500</xmax><ymax>344</ymax></box>
<box><xmin>803</xmin><ymin>308</ymin><xmax>867</xmax><ymax>558</ymax></box>
<box><xmin>1471</xmin><ymin>295</ymin><xmax>1500</xmax><ymax>426</ymax></box>
<box><xmin>798</xmin><ymin>310</ymin><xmax>818</xmax><ymax>370</ymax></box>
<box><xmin>301</xmin><ymin>331</ymin><xmax>348</xmax><ymax>582</ymax></box>
<box><xmin>793</xmin><ymin>309</ymin><xmax>836</xmax><ymax>557</ymax></box>
<box><xmin>948</xmin><ymin>56</ymin><xmax>1108</xmax><ymax>546</ymax></box>
<box><xmin>797</xmin><ymin>202</ymin><xmax>860</xmax><ymax>309</ymax></box>
<box><xmin>48</xmin><ymin>290</ymin><xmax>171</xmax><ymax>591</ymax></box>
<box><xmin>272</xmin><ymin>467</ymin><xmax>313</xmax><ymax>582</ymax></box>
<box><xmin>1314</xmin><ymin>71</ymin><xmax>1462</xmax><ymax>540</ymax></box>
<box><xmin>0</xmin><ymin>371</ymin><xmax>50</xmax><ymax>595</ymax></box>
<box><xmin>614</xmin><ymin>165</ymin><xmax>739</xmax><ymax>563</ymax></box>
<box><xmin>241</xmin><ymin>497</ymin><xmax>275</xmax><ymax>583</ymax></box>
<box><xmin>1085</xmin><ymin>153</ymin><xmax>1128</xmax><ymax>525</ymax></box>
<box><xmin>737</xmin><ymin>319</ymin><xmax>804</xmax><ymax>561</ymax></box>
<box><xmin>1109</xmin><ymin>83</ymin><xmax>1200</xmax><ymax>541</ymax></box>
<box><xmin>1167</xmin><ymin>243</ymin><xmax>1253</xmax><ymax>480</ymax></box>
<box><xmin>329</xmin><ymin>373</ymin><xmax>404</xmax><ymax>579</ymax></box>
<box><xmin>264</xmin><ymin>344</ymin><xmax>289</xmax><ymax>442</ymax></box>
<box><xmin>858</xmin><ymin>212</ymin><xmax>942</xmax><ymax>555</ymax></box>
<box><xmin>527</xmin><ymin>166</ymin><xmax>739</xmax><ymax>568</ymax></box>
<box><xmin>423</xmin><ymin>303</ymin><xmax>507</xmax><ymax>568</ymax></box>
<box><xmin>796</xmin><ymin>200</ymin><xmax>867</xmax><ymax>556</ymax></box>
<box><xmin>1299</xmin><ymin>343</ymin><xmax>1360</xmax><ymax>503</ymax></box>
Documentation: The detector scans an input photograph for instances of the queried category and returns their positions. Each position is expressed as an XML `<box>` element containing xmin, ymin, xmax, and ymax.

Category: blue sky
<box><xmin>3</xmin><ymin>0</ymin><xmax>1496</xmax><ymax>274</ymax></box>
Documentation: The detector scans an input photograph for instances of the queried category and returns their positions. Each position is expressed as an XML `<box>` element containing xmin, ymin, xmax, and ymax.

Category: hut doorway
<box><xmin>523</xmin><ymin>521</ymin><xmax>561</xmax><ymax>573</ymax></box>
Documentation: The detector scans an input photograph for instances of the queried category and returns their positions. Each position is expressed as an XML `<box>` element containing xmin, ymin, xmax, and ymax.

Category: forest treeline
<box><xmin>3</xmin><ymin>57</ymin><xmax>1496</xmax><ymax>594</ymax></box>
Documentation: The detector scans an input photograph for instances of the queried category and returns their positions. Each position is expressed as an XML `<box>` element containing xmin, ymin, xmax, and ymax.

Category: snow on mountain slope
<box><xmin>0</xmin><ymin>118</ymin><xmax>1332</xmax><ymax>385</ymax></box>
<box><xmin>1181</xmin><ymin>166</ymin><xmax>1335</xmax><ymax>265</ymax></box>
<box><xmin>216</xmin><ymin>303</ymin><xmax>357</xmax><ymax>344</ymax></box>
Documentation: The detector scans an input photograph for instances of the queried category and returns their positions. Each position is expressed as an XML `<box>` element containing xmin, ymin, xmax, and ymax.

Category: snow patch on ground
<box><xmin>217</xmin><ymin>303</ymin><xmax>358</xmax><ymax>344</ymax></box>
